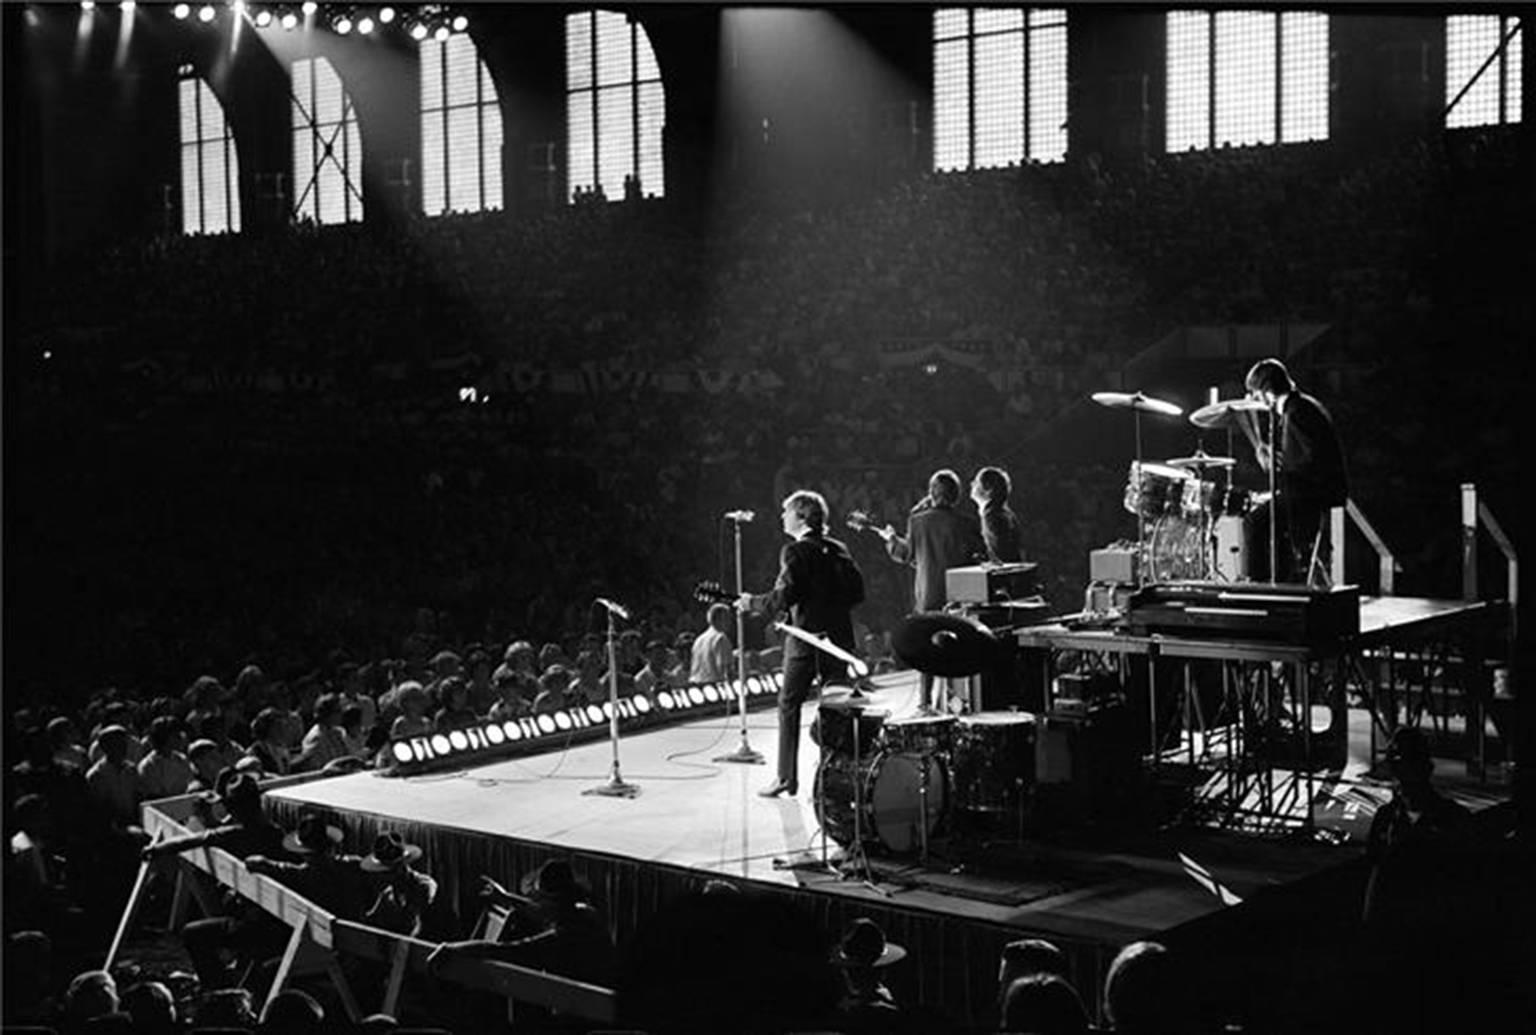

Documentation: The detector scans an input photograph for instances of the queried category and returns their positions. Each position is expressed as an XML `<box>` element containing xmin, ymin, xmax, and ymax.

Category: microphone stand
<box><xmin>584</xmin><ymin>600</ymin><xmax>640</xmax><ymax>798</ymax></box>
<box><xmin>716</xmin><ymin>513</ymin><xmax>765</xmax><ymax>765</ymax></box>
<box><xmin>1265</xmin><ymin>402</ymin><xmax>1278</xmax><ymax>584</ymax></box>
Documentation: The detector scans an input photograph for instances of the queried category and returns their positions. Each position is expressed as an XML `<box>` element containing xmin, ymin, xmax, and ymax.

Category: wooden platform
<box><xmin>264</xmin><ymin>647</ymin><xmax>1510</xmax><ymax>1028</ymax></box>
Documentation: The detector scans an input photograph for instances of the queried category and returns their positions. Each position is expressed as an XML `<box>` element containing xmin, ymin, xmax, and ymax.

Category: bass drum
<box><xmin>815</xmin><ymin>751</ymin><xmax>948</xmax><ymax>854</ymax></box>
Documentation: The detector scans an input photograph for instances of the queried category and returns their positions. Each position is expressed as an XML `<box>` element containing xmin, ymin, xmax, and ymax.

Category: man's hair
<box><xmin>1000</xmin><ymin>973</ymin><xmax>1089</xmax><ymax>1035</ymax></box>
<box><xmin>1104</xmin><ymin>940</ymin><xmax>1177</xmax><ymax>1033</ymax></box>
<box><xmin>929</xmin><ymin>469</ymin><xmax>962</xmax><ymax>506</ymax></box>
<box><xmin>782</xmin><ymin>489</ymin><xmax>828</xmax><ymax>532</ymax></box>
<box><xmin>313</xmin><ymin>693</ymin><xmax>342</xmax><ymax>725</ymax></box>
<box><xmin>974</xmin><ymin>466</ymin><xmax>1011</xmax><ymax>504</ymax></box>
<box><xmin>707</xmin><ymin>602</ymin><xmax>732</xmax><ymax>627</ymax></box>
<box><xmin>1245</xmin><ymin>357</ymin><xmax>1295</xmax><ymax>397</ymax></box>
<box><xmin>147</xmin><ymin>715</ymin><xmax>181</xmax><ymax>752</ymax></box>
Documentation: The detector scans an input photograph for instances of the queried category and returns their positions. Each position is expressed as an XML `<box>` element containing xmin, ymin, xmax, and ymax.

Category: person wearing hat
<box><xmin>427</xmin><ymin>858</ymin><xmax>615</xmax><ymax>986</ymax></box>
<box><xmin>245</xmin><ymin>812</ymin><xmax>367</xmax><ymax>920</ymax></box>
<box><xmin>359</xmin><ymin>832</ymin><xmax>444</xmax><ymax>939</ymax></box>
<box><xmin>831</xmin><ymin>918</ymin><xmax>907</xmax><ymax>1035</ymax></box>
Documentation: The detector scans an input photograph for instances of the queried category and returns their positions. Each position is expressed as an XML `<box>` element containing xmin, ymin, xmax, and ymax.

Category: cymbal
<box><xmin>1189</xmin><ymin>397</ymin><xmax>1269</xmax><ymax>429</ymax></box>
<box><xmin>1091</xmin><ymin>391</ymin><xmax>1183</xmax><ymax>418</ymax></box>
<box><xmin>819</xmin><ymin>688</ymin><xmax>886</xmax><ymax>713</ymax></box>
<box><xmin>1167</xmin><ymin>450</ymin><xmax>1237</xmax><ymax>470</ymax></box>
<box><xmin>892</xmin><ymin>611</ymin><xmax>1001</xmax><ymax>678</ymax></box>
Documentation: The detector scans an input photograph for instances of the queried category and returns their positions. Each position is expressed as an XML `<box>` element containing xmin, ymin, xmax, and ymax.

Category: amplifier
<box><xmin>946</xmin><ymin>562</ymin><xmax>1041</xmax><ymax>604</ymax></box>
<box><xmin>1121</xmin><ymin>582</ymin><xmax>1360</xmax><ymax>643</ymax></box>
<box><xmin>1089</xmin><ymin>544</ymin><xmax>1139</xmax><ymax>584</ymax></box>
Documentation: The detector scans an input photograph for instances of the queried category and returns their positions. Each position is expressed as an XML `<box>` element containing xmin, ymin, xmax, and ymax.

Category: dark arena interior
<box><xmin>3</xmin><ymin>4</ymin><xmax>1534</xmax><ymax>1035</ymax></box>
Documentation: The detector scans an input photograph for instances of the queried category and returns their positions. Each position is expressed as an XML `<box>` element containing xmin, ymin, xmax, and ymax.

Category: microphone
<box><xmin>724</xmin><ymin>509</ymin><xmax>755</xmax><ymax>522</ymax></box>
<box><xmin>595</xmin><ymin>597</ymin><xmax>631</xmax><ymax>620</ymax></box>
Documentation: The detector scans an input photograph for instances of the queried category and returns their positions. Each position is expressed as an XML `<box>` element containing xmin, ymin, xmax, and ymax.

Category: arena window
<box><xmin>932</xmin><ymin>8</ymin><xmax>1068</xmax><ymax>172</ymax></box>
<box><xmin>291</xmin><ymin>56</ymin><xmax>364</xmax><ymax>225</ymax></box>
<box><xmin>1165</xmin><ymin>10</ymin><xmax>1328</xmax><ymax>153</ymax></box>
<box><xmin>1446</xmin><ymin>15</ymin><xmax>1523</xmax><ymax>129</ymax></box>
<box><xmin>178</xmin><ymin>68</ymin><xmax>241</xmax><ymax>235</ymax></box>
<box><xmin>565</xmin><ymin>9</ymin><xmax>666</xmax><ymax>203</ymax></box>
<box><xmin>420</xmin><ymin>33</ymin><xmax>504</xmax><ymax>215</ymax></box>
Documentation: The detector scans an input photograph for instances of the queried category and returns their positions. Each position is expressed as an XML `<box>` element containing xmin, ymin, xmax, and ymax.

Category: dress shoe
<box><xmin>758</xmin><ymin>779</ymin><xmax>797</xmax><ymax>798</ymax></box>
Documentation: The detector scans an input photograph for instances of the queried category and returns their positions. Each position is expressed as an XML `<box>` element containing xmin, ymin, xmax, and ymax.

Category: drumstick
<box><xmin>773</xmin><ymin>621</ymin><xmax>871</xmax><ymax>677</ymax></box>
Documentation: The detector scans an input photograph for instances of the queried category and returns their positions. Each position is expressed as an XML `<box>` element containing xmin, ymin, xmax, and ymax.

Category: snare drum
<box><xmin>813</xmin><ymin>697</ymin><xmax>888</xmax><ymax>758</ymax></box>
<box><xmin>1211</xmin><ymin>485</ymin><xmax>1255</xmax><ymax>519</ymax></box>
<box><xmin>1123</xmin><ymin>462</ymin><xmax>1194</xmax><ymax>520</ymax></box>
<box><xmin>882</xmin><ymin>714</ymin><xmax>957</xmax><ymax>756</ymax></box>
<box><xmin>815</xmin><ymin>750</ymin><xmax>948</xmax><ymax>854</ymax></box>
<box><xmin>952</xmin><ymin>712</ymin><xmax>1037</xmax><ymax>813</ymax></box>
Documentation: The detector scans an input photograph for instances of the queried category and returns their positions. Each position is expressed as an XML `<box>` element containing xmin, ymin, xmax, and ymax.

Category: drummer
<box><xmin>1241</xmin><ymin>358</ymin><xmax>1349</xmax><ymax>583</ymax></box>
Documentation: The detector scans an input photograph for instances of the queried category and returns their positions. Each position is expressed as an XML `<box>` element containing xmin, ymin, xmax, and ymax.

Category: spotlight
<box><xmin>254</xmin><ymin>8</ymin><xmax>272</xmax><ymax>26</ymax></box>
<box><xmin>586</xmin><ymin>705</ymin><xmax>604</xmax><ymax>725</ymax></box>
<box><xmin>197</xmin><ymin>5</ymin><xmax>215</xmax><ymax>22</ymax></box>
<box><xmin>172</xmin><ymin>1</ymin><xmax>189</xmax><ymax>16</ymax></box>
<box><xmin>334</xmin><ymin>15</ymin><xmax>351</xmax><ymax>33</ymax></box>
<box><xmin>119</xmin><ymin>1</ymin><xmax>136</xmax><ymax>11</ymax></box>
<box><xmin>378</xmin><ymin>6</ymin><xmax>395</xmax><ymax>23</ymax></box>
<box><xmin>536</xmin><ymin>714</ymin><xmax>556</xmax><ymax>735</ymax></box>
<box><xmin>434</xmin><ymin>24</ymin><xmax>448</xmax><ymax>41</ymax></box>
<box><xmin>357</xmin><ymin>16</ymin><xmax>373</xmax><ymax>33</ymax></box>
<box><xmin>281</xmin><ymin>11</ymin><xmax>297</xmax><ymax>29</ymax></box>
<box><xmin>391</xmin><ymin>742</ymin><xmax>414</xmax><ymax>764</ymax></box>
<box><xmin>232</xmin><ymin>0</ymin><xmax>245</xmax><ymax>14</ymax></box>
<box><xmin>632</xmin><ymin>694</ymin><xmax>652</xmax><ymax>714</ymax></box>
<box><xmin>411</xmin><ymin>740</ymin><xmax>430</xmax><ymax>762</ymax></box>
<box><xmin>451</xmin><ymin>14</ymin><xmax>467</xmax><ymax>31</ymax></box>
<box><xmin>502</xmin><ymin>720</ymin><xmax>521</xmax><ymax>741</ymax></box>
<box><xmin>657</xmin><ymin>691</ymin><xmax>675</xmax><ymax>710</ymax></box>
<box><xmin>409</xmin><ymin>21</ymin><xmax>427</xmax><ymax>39</ymax></box>
<box><xmin>430</xmin><ymin>733</ymin><xmax>451</xmax><ymax>755</ymax></box>
<box><xmin>484</xmin><ymin>723</ymin><xmax>505</xmax><ymax>745</ymax></box>
<box><xmin>81</xmin><ymin>1</ymin><xmax>95</xmax><ymax>10</ymax></box>
<box><xmin>302</xmin><ymin>0</ymin><xmax>316</xmax><ymax>14</ymax></box>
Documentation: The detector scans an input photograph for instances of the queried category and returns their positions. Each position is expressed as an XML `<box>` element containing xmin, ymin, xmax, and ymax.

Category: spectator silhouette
<box><xmin>999</xmin><ymin>972</ymin><xmax>1090</xmax><ymax>1035</ymax></box>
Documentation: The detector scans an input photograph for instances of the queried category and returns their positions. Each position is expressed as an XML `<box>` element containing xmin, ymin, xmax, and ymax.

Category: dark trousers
<box><xmin>1245</xmin><ymin>496</ymin><xmax>1329</xmax><ymax>584</ymax></box>
<box><xmin>777</xmin><ymin>652</ymin><xmax>847</xmax><ymax>785</ymax></box>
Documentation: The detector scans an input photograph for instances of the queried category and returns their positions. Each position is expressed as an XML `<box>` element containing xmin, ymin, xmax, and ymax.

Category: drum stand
<box><xmin>837</xmin><ymin>710</ymin><xmax>890</xmax><ymax>895</ymax></box>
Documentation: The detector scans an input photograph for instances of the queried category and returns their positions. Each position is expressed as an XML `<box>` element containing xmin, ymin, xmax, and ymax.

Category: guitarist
<box><xmin>737</xmin><ymin>489</ymin><xmax>865</xmax><ymax>798</ymax></box>
<box><xmin>865</xmin><ymin>469</ymin><xmax>985</xmax><ymax>713</ymax></box>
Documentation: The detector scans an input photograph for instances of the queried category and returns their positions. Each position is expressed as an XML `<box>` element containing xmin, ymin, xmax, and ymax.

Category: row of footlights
<box><xmin>385</xmin><ymin>673</ymin><xmax>785</xmax><ymax>773</ymax></box>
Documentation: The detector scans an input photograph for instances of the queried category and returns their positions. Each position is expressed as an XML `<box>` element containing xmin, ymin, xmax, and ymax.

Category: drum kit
<box><xmin>1094</xmin><ymin>390</ymin><xmax>1275</xmax><ymax>582</ymax></box>
<box><xmin>811</xmin><ymin>614</ymin><xmax>1038</xmax><ymax>868</ymax></box>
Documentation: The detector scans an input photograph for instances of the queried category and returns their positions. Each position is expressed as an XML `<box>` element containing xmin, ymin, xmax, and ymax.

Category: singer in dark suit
<box><xmin>739</xmin><ymin>489</ymin><xmax>865</xmax><ymax>798</ymax></box>
<box><xmin>1243</xmin><ymin>358</ymin><xmax>1349</xmax><ymax>583</ymax></box>
<box><xmin>874</xmin><ymin>469</ymin><xmax>986</xmax><ymax>712</ymax></box>
<box><xmin>971</xmin><ymin>466</ymin><xmax>1024</xmax><ymax>564</ymax></box>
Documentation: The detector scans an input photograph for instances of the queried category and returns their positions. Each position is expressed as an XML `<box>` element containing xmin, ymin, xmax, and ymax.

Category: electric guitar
<box><xmin>845</xmin><ymin>510</ymin><xmax>896</xmax><ymax>542</ymax></box>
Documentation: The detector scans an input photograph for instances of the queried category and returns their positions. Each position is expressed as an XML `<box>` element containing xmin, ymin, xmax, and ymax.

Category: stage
<box><xmin>265</xmin><ymin>596</ymin><xmax>1512</xmax><ymax>1028</ymax></box>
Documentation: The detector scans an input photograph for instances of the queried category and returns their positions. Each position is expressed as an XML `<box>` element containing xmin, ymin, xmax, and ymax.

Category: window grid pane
<box><xmin>422</xmin><ymin>111</ymin><xmax>446</xmax><ymax>215</ymax></box>
<box><xmin>565</xmin><ymin>11</ymin><xmax>665</xmax><ymax>204</ymax></box>
<box><xmin>292</xmin><ymin>57</ymin><xmax>362</xmax><ymax>225</ymax></box>
<box><xmin>974</xmin><ymin>31</ymin><xmax>1024</xmax><ymax>169</ymax></box>
<box><xmin>1167</xmin><ymin>11</ymin><xmax>1210</xmax><ymax>151</ymax></box>
<box><xmin>1214</xmin><ymin>11</ymin><xmax>1276</xmax><ymax>148</ymax></box>
<box><xmin>931</xmin><ymin>8</ymin><xmax>1069</xmax><ymax>173</ymax></box>
<box><xmin>1447</xmin><ymin>15</ymin><xmax>1522</xmax><ymax>127</ymax></box>
<box><xmin>179</xmin><ymin>76</ymin><xmax>240</xmax><ymax>234</ymax></box>
<box><xmin>1280</xmin><ymin>12</ymin><xmax>1328</xmax><ymax>143</ymax></box>
<box><xmin>1028</xmin><ymin>22</ymin><xmax>1068</xmax><ymax>160</ymax></box>
<box><xmin>418</xmin><ymin>36</ymin><xmax>503</xmax><ymax>215</ymax></box>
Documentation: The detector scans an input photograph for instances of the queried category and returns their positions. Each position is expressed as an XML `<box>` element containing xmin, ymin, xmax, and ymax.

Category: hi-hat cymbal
<box><xmin>892</xmin><ymin>612</ymin><xmax>1001</xmax><ymax>678</ymax></box>
<box><xmin>1189</xmin><ymin>397</ymin><xmax>1269</xmax><ymax>428</ymax></box>
<box><xmin>1167</xmin><ymin>450</ymin><xmax>1238</xmax><ymax>470</ymax></box>
<box><xmin>1091</xmin><ymin>391</ymin><xmax>1183</xmax><ymax>418</ymax></box>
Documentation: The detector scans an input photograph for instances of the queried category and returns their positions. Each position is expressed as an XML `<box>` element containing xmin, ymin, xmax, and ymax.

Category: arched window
<box><xmin>933</xmin><ymin>8</ymin><xmax>1068</xmax><ymax>173</ymax></box>
<box><xmin>178</xmin><ymin>67</ymin><xmax>241</xmax><ymax>235</ymax></box>
<box><xmin>420</xmin><ymin>33</ymin><xmax>504</xmax><ymax>215</ymax></box>
<box><xmin>291</xmin><ymin>56</ymin><xmax>363</xmax><ymax>225</ymax></box>
<box><xmin>565</xmin><ymin>10</ymin><xmax>665</xmax><ymax>203</ymax></box>
<box><xmin>1166</xmin><ymin>10</ymin><xmax>1328</xmax><ymax>153</ymax></box>
<box><xmin>1446</xmin><ymin>15</ymin><xmax>1523</xmax><ymax>128</ymax></box>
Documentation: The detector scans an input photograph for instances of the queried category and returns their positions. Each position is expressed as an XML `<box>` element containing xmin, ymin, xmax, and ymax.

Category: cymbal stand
<box><xmin>1135</xmin><ymin>408</ymin><xmax>1149</xmax><ymax>587</ymax></box>
<box><xmin>1265</xmin><ymin>402</ymin><xmax>1278</xmax><ymax>583</ymax></box>
<box><xmin>716</xmin><ymin>513</ymin><xmax>765</xmax><ymax>765</ymax></box>
<box><xmin>839</xmin><ymin>711</ymin><xmax>889</xmax><ymax>895</ymax></box>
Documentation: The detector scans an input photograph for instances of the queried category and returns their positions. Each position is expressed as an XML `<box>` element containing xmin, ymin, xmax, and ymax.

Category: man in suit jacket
<box><xmin>1244</xmin><ymin>358</ymin><xmax>1349</xmax><ymax>583</ymax></box>
<box><xmin>876</xmin><ymin>469</ymin><xmax>985</xmax><ymax>711</ymax></box>
<box><xmin>971</xmin><ymin>466</ymin><xmax>1024</xmax><ymax>564</ymax></box>
<box><xmin>740</xmin><ymin>490</ymin><xmax>865</xmax><ymax>797</ymax></box>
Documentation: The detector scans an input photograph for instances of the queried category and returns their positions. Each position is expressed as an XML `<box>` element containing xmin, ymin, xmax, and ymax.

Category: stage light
<box><xmin>412</xmin><ymin>739</ymin><xmax>431</xmax><ymax>762</ymax></box>
<box><xmin>657</xmin><ymin>691</ymin><xmax>675</xmax><ymax>710</ymax></box>
<box><xmin>484</xmin><ymin>723</ymin><xmax>505</xmax><ymax>745</ymax></box>
<box><xmin>429</xmin><ymin>734</ymin><xmax>450</xmax><ymax>756</ymax></box>
<box><xmin>392</xmin><ymin>742</ymin><xmax>414</xmax><ymax>764</ymax></box>
<box><xmin>467</xmin><ymin>727</ymin><xmax>488</xmax><ymax>750</ymax></box>
<box><xmin>586</xmin><ymin>705</ymin><xmax>604</xmax><ymax>725</ymax></box>
<box><xmin>451</xmin><ymin>13</ymin><xmax>467</xmax><ymax>31</ymax></box>
<box><xmin>198</xmin><ymin>5</ymin><xmax>215</xmax><ymax>22</ymax></box>
<box><xmin>536</xmin><ymin>714</ymin><xmax>556</xmax><ymax>735</ymax></box>
<box><xmin>632</xmin><ymin>695</ymin><xmax>652</xmax><ymax>714</ymax></box>
<box><xmin>357</xmin><ymin>15</ymin><xmax>373</xmax><ymax>33</ymax></box>
<box><xmin>448</xmin><ymin>730</ymin><xmax>468</xmax><ymax>752</ymax></box>
<box><xmin>281</xmin><ymin>11</ymin><xmax>297</xmax><ymax>29</ymax></box>
<box><xmin>81</xmin><ymin>2</ymin><xmax>95</xmax><ymax>10</ymax></box>
<box><xmin>687</xmin><ymin>687</ymin><xmax>705</xmax><ymax>706</ymax></box>
<box><xmin>702</xmin><ymin>685</ymin><xmax>721</xmax><ymax>704</ymax></box>
<box><xmin>232</xmin><ymin>0</ymin><xmax>245</xmax><ymax>14</ymax></box>
<box><xmin>119</xmin><ymin>1</ymin><xmax>135</xmax><ymax>11</ymax></box>
<box><xmin>254</xmin><ymin>9</ymin><xmax>272</xmax><ymax>26</ymax></box>
<box><xmin>554</xmin><ymin>711</ymin><xmax>574</xmax><ymax>732</ymax></box>
<box><xmin>409</xmin><ymin>21</ymin><xmax>427</xmax><ymax>39</ymax></box>
<box><xmin>334</xmin><ymin>15</ymin><xmax>351</xmax><ymax>33</ymax></box>
<box><xmin>172</xmin><ymin>2</ymin><xmax>189</xmax><ymax>16</ymax></box>
<box><xmin>433</xmin><ymin>24</ymin><xmax>448</xmax><ymax>41</ymax></box>
<box><xmin>617</xmin><ymin>699</ymin><xmax>635</xmax><ymax>719</ymax></box>
<box><xmin>378</xmin><ymin>6</ymin><xmax>394</xmax><ymax>23</ymax></box>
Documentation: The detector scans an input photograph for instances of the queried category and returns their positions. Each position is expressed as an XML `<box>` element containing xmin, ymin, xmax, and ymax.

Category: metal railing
<box><xmin>1462</xmin><ymin>482</ymin><xmax>1519</xmax><ymax>637</ymax></box>
<box><xmin>1330</xmin><ymin>499</ymin><xmax>1398</xmax><ymax>594</ymax></box>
